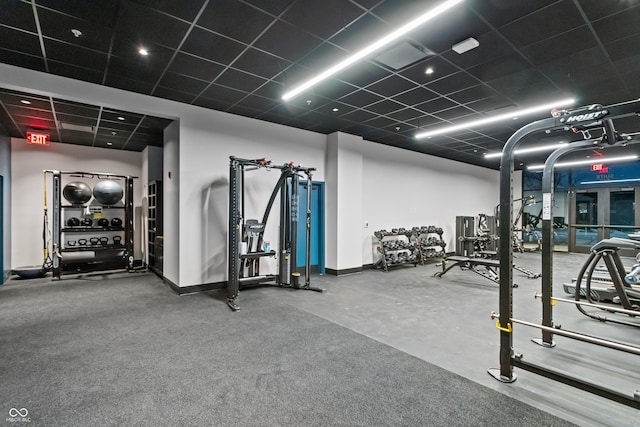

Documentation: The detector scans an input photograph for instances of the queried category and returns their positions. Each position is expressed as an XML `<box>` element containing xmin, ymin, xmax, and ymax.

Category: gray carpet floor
<box><xmin>0</xmin><ymin>272</ymin><xmax>574</xmax><ymax>426</ymax></box>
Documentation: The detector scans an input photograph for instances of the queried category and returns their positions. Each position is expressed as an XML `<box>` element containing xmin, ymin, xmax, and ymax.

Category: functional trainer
<box><xmin>227</xmin><ymin>156</ymin><xmax>324</xmax><ymax>311</ymax></box>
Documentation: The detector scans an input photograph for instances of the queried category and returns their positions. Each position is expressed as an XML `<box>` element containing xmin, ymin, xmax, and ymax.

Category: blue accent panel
<box><xmin>296</xmin><ymin>181</ymin><xmax>324</xmax><ymax>272</ymax></box>
<box><xmin>0</xmin><ymin>175</ymin><xmax>3</xmax><ymax>284</ymax></box>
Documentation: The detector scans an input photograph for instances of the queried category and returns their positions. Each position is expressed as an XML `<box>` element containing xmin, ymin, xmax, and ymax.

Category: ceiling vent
<box><xmin>374</xmin><ymin>41</ymin><xmax>433</xmax><ymax>70</ymax></box>
<box><xmin>59</xmin><ymin>122</ymin><xmax>94</xmax><ymax>133</ymax></box>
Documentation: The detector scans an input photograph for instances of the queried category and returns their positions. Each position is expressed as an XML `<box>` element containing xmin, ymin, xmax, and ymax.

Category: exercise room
<box><xmin>1</xmin><ymin>1</ymin><xmax>639</xmax><ymax>425</ymax></box>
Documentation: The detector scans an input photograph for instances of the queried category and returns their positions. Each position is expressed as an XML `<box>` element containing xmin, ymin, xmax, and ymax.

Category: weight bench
<box><xmin>434</xmin><ymin>255</ymin><xmax>519</xmax><ymax>288</ymax></box>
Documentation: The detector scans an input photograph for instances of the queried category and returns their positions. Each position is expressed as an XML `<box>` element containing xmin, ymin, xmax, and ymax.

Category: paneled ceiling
<box><xmin>0</xmin><ymin>0</ymin><xmax>638</xmax><ymax>167</ymax></box>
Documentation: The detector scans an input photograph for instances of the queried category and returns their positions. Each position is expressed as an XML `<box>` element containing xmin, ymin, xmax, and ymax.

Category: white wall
<box><xmin>163</xmin><ymin>122</ymin><xmax>179</xmax><ymax>285</ymax></box>
<box><xmin>10</xmin><ymin>138</ymin><xmax>143</xmax><ymax>268</ymax></box>
<box><xmin>0</xmin><ymin>129</ymin><xmax>10</xmax><ymax>281</ymax></box>
<box><xmin>360</xmin><ymin>143</ymin><xmax>500</xmax><ymax>264</ymax></box>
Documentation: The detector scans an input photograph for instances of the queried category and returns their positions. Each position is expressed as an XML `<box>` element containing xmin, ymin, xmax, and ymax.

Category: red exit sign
<box><xmin>591</xmin><ymin>163</ymin><xmax>609</xmax><ymax>173</ymax></box>
<box><xmin>26</xmin><ymin>131</ymin><xmax>50</xmax><ymax>146</ymax></box>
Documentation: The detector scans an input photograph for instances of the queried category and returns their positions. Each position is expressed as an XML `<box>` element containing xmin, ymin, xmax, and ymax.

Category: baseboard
<box><xmin>163</xmin><ymin>277</ymin><xmax>226</xmax><ymax>295</ymax></box>
<box><xmin>325</xmin><ymin>266</ymin><xmax>363</xmax><ymax>276</ymax></box>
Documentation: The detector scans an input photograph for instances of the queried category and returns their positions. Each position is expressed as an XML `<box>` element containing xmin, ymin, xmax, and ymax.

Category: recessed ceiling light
<box><xmin>425</xmin><ymin>67</ymin><xmax>434</xmax><ymax>75</ymax></box>
<box><xmin>71</xmin><ymin>29</ymin><xmax>82</xmax><ymax>38</ymax></box>
<box><xmin>332</xmin><ymin>108</ymin><xmax>339</xmax><ymax>112</ymax></box>
<box><xmin>452</xmin><ymin>37</ymin><xmax>479</xmax><ymax>54</ymax></box>
<box><xmin>111</xmin><ymin>131</ymin><xmax>117</xmax><ymax>135</ymax></box>
<box><xmin>107</xmin><ymin>142</ymin><xmax>113</xmax><ymax>146</ymax></box>
<box><xmin>20</xmin><ymin>100</ymin><xmax>31</xmax><ymax>105</ymax></box>
<box><xmin>117</xmin><ymin>116</ymin><xmax>125</xmax><ymax>121</ymax></box>
<box><xmin>473</xmin><ymin>149</ymin><xmax>478</xmax><ymax>152</ymax></box>
<box><xmin>281</xmin><ymin>0</ymin><xmax>464</xmax><ymax>101</ymax></box>
<box><xmin>139</xmin><ymin>48</ymin><xmax>149</xmax><ymax>56</ymax></box>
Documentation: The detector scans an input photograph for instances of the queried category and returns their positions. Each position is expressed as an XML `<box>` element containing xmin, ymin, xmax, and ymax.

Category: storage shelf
<box><xmin>62</xmin><ymin>227</ymin><xmax>124</xmax><ymax>232</ymax></box>
<box><xmin>61</xmin><ymin>205</ymin><xmax>124</xmax><ymax>209</ymax></box>
<box><xmin>61</xmin><ymin>245</ymin><xmax>125</xmax><ymax>252</ymax></box>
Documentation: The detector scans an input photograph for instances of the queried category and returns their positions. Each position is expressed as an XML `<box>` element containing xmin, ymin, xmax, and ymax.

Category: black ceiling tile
<box><xmin>414</xmin><ymin>96</ymin><xmax>456</xmax><ymax>113</ymax></box>
<box><xmin>252</xmin><ymin>80</ymin><xmax>285</xmax><ymax>99</ymax></box>
<box><xmin>0</xmin><ymin>27</ymin><xmax>42</xmax><ymax>56</ymax></box>
<box><xmin>254</xmin><ymin>20</ymin><xmax>322</xmax><ymax>62</ymax></box>
<box><xmin>36</xmin><ymin>0</ymin><xmax>120</xmax><ymax>28</ymax></box>
<box><xmin>306</xmin><ymin>78</ymin><xmax>358</xmax><ymax>101</ymax></box>
<box><xmin>328</xmin><ymin>13</ymin><xmax>387</xmax><ymax>52</ymax></box>
<box><xmin>96</xmin><ymin>129</ymin><xmax>129</xmax><ymax>140</ymax></box>
<box><xmin>233</xmin><ymin>95</ymin><xmax>277</xmax><ymax>112</ymax></box>
<box><xmin>433</xmin><ymin>105</ymin><xmax>475</xmax><ymax>121</ymax></box>
<box><xmin>364</xmin><ymin>75</ymin><xmax>416</xmax><ymax>98</ymax></box>
<box><xmin>104</xmin><ymin>74</ymin><xmax>154</xmax><ymax>95</ymax></box>
<box><xmin>372</xmin><ymin>0</ymin><xmax>440</xmax><ymax>28</ymax></box>
<box><xmin>362</xmin><ymin>115</ymin><xmax>395</xmax><ymax>128</ymax></box>
<box><xmin>340</xmin><ymin>109</ymin><xmax>377</xmax><ymax>123</ymax></box>
<box><xmin>0</xmin><ymin>48</ymin><xmax>45</xmax><ymax>71</ymax></box>
<box><xmin>592</xmin><ymin>6</ymin><xmax>640</xmax><ymax>43</ymax></box>
<box><xmin>37</xmin><ymin>8</ymin><xmax>113</xmax><ymax>53</ymax></box>
<box><xmin>399</xmin><ymin>56</ymin><xmax>458</xmax><ymax>83</ymax></box>
<box><xmin>44</xmin><ymin>39</ymin><xmax>108</xmax><ymax>70</ymax></box>
<box><xmin>233</xmin><ymin>48</ymin><xmax>289</xmax><ymax>79</ymax></box>
<box><xmin>117</xmin><ymin>1</ymin><xmax>190</xmax><ymax>49</ymax></box>
<box><xmin>98</xmin><ymin>119</ymin><xmax>137</xmax><ymax>132</ymax></box>
<box><xmin>14</xmin><ymin>116</ymin><xmax>56</xmax><ymax>131</ymax></box>
<box><xmin>180</xmin><ymin>27</ymin><xmax>245</xmax><ymax>64</ymax></box>
<box><xmin>295</xmin><ymin>42</ymin><xmax>347</xmax><ymax>70</ymax></box>
<box><xmin>48</xmin><ymin>61</ymin><xmax>104</xmax><ymax>84</ymax></box>
<box><xmin>197</xmin><ymin>0</ymin><xmax>273</xmax><ymax>44</ymax></box>
<box><xmin>537</xmin><ymin>47</ymin><xmax>607</xmax><ymax>81</ymax></box>
<box><xmin>128</xmin><ymin>0</ymin><xmax>207</xmax><ymax>21</ymax></box>
<box><xmin>10</xmin><ymin>107</ymin><xmax>54</xmax><ymax>122</ymax></box>
<box><xmin>0</xmin><ymin>89</ymin><xmax>50</xmax><ymax>108</ymax></box>
<box><xmin>363</xmin><ymin>99</ymin><xmax>404</xmax><ymax>115</ymax></box>
<box><xmin>108</xmin><ymin>41</ymin><xmax>175</xmax><ymax>83</ymax></box>
<box><xmin>522</xmin><ymin>26</ymin><xmax>597</xmax><ymax>66</ymax></box>
<box><xmin>426</xmin><ymin>72</ymin><xmax>478</xmax><ymax>95</ymax></box>
<box><xmin>156</xmin><ymin>71</ymin><xmax>208</xmax><ymax>94</ymax></box>
<box><xmin>0</xmin><ymin>107</ymin><xmax>20</xmax><ymax>135</ymax></box>
<box><xmin>467</xmin><ymin>55</ymin><xmax>531</xmax><ymax>82</ymax></box>
<box><xmin>606</xmin><ymin>34</ymin><xmax>640</xmax><ymax>63</ymax></box>
<box><xmin>102</xmin><ymin>109</ymin><xmax>143</xmax><ymax>123</ymax></box>
<box><xmin>352</xmin><ymin>0</ymin><xmax>381</xmax><ymax>10</ymax></box>
<box><xmin>201</xmin><ymin>83</ymin><xmax>247</xmax><ymax>104</ymax></box>
<box><xmin>55</xmin><ymin>112</ymin><xmax>98</xmax><ymax>127</ymax></box>
<box><xmin>243</xmin><ymin>0</ymin><xmax>292</xmax><ymax>16</ymax></box>
<box><xmin>152</xmin><ymin>86</ymin><xmax>197</xmax><ymax>104</ymax></box>
<box><xmin>59</xmin><ymin>130</ymin><xmax>94</xmax><ymax>144</ymax></box>
<box><xmin>441</xmin><ymin>31</ymin><xmax>515</xmax><ymax>69</ymax></box>
<box><xmin>447</xmin><ymin>85</ymin><xmax>497</xmax><ymax>104</ymax></box>
<box><xmin>215</xmin><ymin>68</ymin><xmax>268</xmax><ymax>93</ymax></box>
<box><xmin>499</xmin><ymin>2</ymin><xmax>585</xmax><ymax>48</ymax></box>
<box><xmin>410</xmin><ymin>5</ymin><xmax>491</xmax><ymax>54</ymax></box>
<box><xmin>168</xmin><ymin>52</ymin><xmax>224</xmax><ymax>81</ymax></box>
<box><xmin>386</xmin><ymin>108</ymin><xmax>423</xmax><ymax>122</ymax></box>
<box><xmin>469</xmin><ymin>0</ymin><xmax>557</xmax><ymax>29</ymax></box>
<box><xmin>391</xmin><ymin>87</ymin><xmax>438</xmax><ymax>106</ymax></box>
<box><xmin>485</xmin><ymin>69</ymin><xmax>551</xmax><ymax>99</ymax></box>
<box><xmin>577</xmin><ymin>0</ymin><xmax>637</xmax><ymax>20</ymax></box>
<box><xmin>317</xmin><ymin>102</ymin><xmax>353</xmax><ymax>116</ymax></box>
<box><xmin>338</xmin><ymin>90</ymin><xmax>384</xmax><ymax>108</ymax></box>
<box><xmin>341</xmin><ymin>123</ymin><xmax>378</xmax><ymax>136</ymax></box>
<box><xmin>282</xmin><ymin>0</ymin><xmax>365</xmax><ymax>39</ymax></box>
<box><xmin>139</xmin><ymin>115</ymin><xmax>173</xmax><ymax>130</ymax></box>
<box><xmin>227</xmin><ymin>104</ymin><xmax>263</xmax><ymax>119</ymax></box>
<box><xmin>2</xmin><ymin>1</ymin><xmax>36</xmax><ymax>32</ymax></box>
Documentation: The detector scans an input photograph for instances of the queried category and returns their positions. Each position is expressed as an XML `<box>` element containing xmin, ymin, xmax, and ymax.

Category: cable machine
<box><xmin>227</xmin><ymin>156</ymin><xmax>324</xmax><ymax>311</ymax></box>
<box><xmin>487</xmin><ymin>99</ymin><xmax>640</xmax><ymax>408</ymax></box>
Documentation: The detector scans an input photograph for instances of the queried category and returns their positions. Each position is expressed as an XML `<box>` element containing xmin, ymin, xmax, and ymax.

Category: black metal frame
<box><xmin>48</xmin><ymin>170</ymin><xmax>135</xmax><ymax>279</ymax></box>
<box><xmin>227</xmin><ymin>156</ymin><xmax>324</xmax><ymax>311</ymax></box>
<box><xmin>487</xmin><ymin>99</ymin><xmax>640</xmax><ymax>409</ymax></box>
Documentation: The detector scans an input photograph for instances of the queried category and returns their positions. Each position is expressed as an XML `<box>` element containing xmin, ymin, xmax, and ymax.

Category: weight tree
<box><xmin>487</xmin><ymin>99</ymin><xmax>640</xmax><ymax>408</ymax></box>
<box><xmin>227</xmin><ymin>156</ymin><xmax>324</xmax><ymax>311</ymax></box>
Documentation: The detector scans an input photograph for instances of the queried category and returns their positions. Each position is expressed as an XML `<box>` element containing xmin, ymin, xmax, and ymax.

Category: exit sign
<box><xmin>26</xmin><ymin>131</ymin><xmax>50</xmax><ymax>146</ymax></box>
<box><xmin>591</xmin><ymin>163</ymin><xmax>608</xmax><ymax>173</ymax></box>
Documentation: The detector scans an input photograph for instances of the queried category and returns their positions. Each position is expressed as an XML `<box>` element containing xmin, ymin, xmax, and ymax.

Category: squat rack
<box><xmin>227</xmin><ymin>156</ymin><xmax>324</xmax><ymax>311</ymax></box>
<box><xmin>488</xmin><ymin>98</ymin><xmax>640</xmax><ymax>408</ymax></box>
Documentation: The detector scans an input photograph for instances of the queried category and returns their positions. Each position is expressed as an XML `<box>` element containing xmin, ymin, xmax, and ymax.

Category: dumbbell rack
<box><xmin>413</xmin><ymin>226</ymin><xmax>446</xmax><ymax>264</ymax></box>
<box><xmin>374</xmin><ymin>228</ymin><xmax>420</xmax><ymax>272</ymax></box>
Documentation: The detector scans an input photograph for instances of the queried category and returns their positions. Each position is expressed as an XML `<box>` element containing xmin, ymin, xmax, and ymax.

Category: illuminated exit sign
<box><xmin>26</xmin><ymin>131</ymin><xmax>50</xmax><ymax>146</ymax></box>
<box><xmin>591</xmin><ymin>163</ymin><xmax>608</xmax><ymax>173</ymax></box>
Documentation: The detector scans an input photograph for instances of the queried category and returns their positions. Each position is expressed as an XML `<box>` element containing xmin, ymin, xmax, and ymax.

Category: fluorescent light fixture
<box><xmin>415</xmin><ymin>97</ymin><xmax>575</xmax><ymax>139</ymax></box>
<box><xmin>452</xmin><ymin>37</ymin><xmax>479</xmax><ymax>54</ymax></box>
<box><xmin>281</xmin><ymin>0</ymin><xmax>464</xmax><ymax>101</ymax></box>
<box><xmin>484</xmin><ymin>142</ymin><xmax>568</xmax><ymax>159</ymax></box>
<box><xmin>580</xmin><ymin>178</ymin><xmax>640</xmax><ymax>185</ymax></box>
<box><xmin>527</xmin><ymin>155</ymin><xmax>638</xmax><ymax>170</ymax></box>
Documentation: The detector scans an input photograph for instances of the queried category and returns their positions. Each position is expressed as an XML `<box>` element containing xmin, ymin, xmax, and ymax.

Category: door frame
<box><xmin>568</xmin><ymin>186</ymin><xmax>640</xmax><ymax>255</ymax></box>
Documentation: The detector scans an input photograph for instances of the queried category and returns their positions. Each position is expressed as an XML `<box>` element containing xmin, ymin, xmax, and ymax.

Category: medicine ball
<box><xmin>81</xmin><ymin>217</ymin><xmax>93</xmax><ymax>226</ymax></box>
<box><xmin>110</xmin><ymin>218</ymin><xmax>123</xmax><ymax>227</ymax></box>
<box><xmin>97</xmin><ymin>218</ymin><xmax>109</xmax><ymax>227</ymax></box>
<box><xmin>66</xmin><ymin>217</ymin><xmax>80</xmax><ymax>227</ymax></box>
<box><xmin>93</xmin><ymin>180</ymin><xmax>124</xmax><ymax>205</ymax></box>
<box><xmin>63</xmin><ymin>182</ymin><xmax>92</xmax><ymax>205</ymax></box>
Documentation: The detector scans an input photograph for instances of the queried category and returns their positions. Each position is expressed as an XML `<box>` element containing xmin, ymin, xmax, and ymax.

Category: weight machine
<box><xmin>227</xmin><ymin>156</ymin><xmax>324</xmax><ymax>311</ymax></box>
<box><xmin>488</xmin><ymin>98</ymin><xmax>640</xmax><ymax>408</ymax></box>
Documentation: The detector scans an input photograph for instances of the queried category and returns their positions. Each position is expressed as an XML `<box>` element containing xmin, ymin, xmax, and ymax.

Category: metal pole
<box><xmin>305</xmin><ymin>172</ymin><xmax>312</xmax><ymax>287</ymax></box>
<box><xmin>227</xmin><ymin>157</ymin><xmax>241</xmax><ymax>311</ymax></box>
<box><xmin>534</xmin><ymin>293</ymin><xmax>640</xmax><ymax>317</ymax></box>
<box><xmin>290</xmin><ymin>171</ymin><xmax>300</xmax><ymax>288</ymax></box>
<box><xmin>52</xmin><ymin>171</ymin><xmax>61</xmax><ymax>279</ymax></box>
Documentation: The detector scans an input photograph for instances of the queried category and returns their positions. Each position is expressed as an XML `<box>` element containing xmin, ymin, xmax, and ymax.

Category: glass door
<box><xmin>569</xmin><ymin>188</ymin><xmax>640</xmax><ymax>255</ymax></box>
